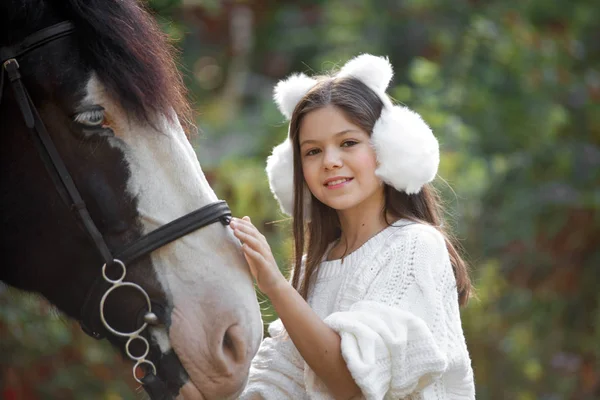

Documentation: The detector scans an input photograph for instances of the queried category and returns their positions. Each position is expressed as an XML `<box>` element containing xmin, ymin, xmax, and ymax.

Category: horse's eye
<box><xmin>73</xmin><ymin>107</ymin><xmax>106</xmax><ymax>127</ymax></box>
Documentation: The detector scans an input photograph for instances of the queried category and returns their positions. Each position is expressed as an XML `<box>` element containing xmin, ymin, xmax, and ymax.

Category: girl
<box><xmin>231</xmin><ymin>54</ymin><xmax>475</xmax><ymax>400</ymax></box>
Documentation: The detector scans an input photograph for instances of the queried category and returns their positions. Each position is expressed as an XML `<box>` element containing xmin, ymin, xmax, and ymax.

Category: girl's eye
<box><xmin>73</xmin><ymin>107</ymin><xmax>106</xmax><ymax>127</ymax></box>
<box><xmin>341</xmin><ymin>140</ymin><xmax>359</xmax><ymax>147</ymax></box>
<box><xmin>305</xmin><ymin>148</ymin><xmax>321</xmax><ymax>157</ymax></box>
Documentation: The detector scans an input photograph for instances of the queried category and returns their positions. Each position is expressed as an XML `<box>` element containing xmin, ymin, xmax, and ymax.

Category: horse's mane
<box><xmin>2</xmin><ymin>0</ymin><xmax>193</xmax><ymax>134</ymax></box>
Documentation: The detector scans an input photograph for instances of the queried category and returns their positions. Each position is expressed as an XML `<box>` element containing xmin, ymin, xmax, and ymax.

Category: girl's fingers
<box><xmin>234</xmin><ymin>222</ymin><xmax>259</xmax><ymax>239</ymax></box>
<box><xmin>232</xmin><ymin>217</ymin><xmax>256</xmax><ymax>231</ymax></box>
<box><xmin>241</xmin><ymin>243</ymin><xmax>266</xmax><ymax>265</ymax></box>
<box><xmin>231</xmin><ymin>219</ymin><xmax>266</xmax><ymax>244</ymax></box>
<box><xmin>232</xmin><ymin>220</ymin><xmax>255</xmax><ymax>234</ymax></box>
<box><xmin>231</xmin><ymin>217</ymin><xmax>273</xmax><ymax>261</ymax></box>
<box><xmin>233</xmin><ymin>229</ymin><xmax>262</xmax><ymax>251</ymax></box>
<box><xmin>235</xmin><ymin>230</ymin><xmax>273</xmax><ymax>262</ymax></box>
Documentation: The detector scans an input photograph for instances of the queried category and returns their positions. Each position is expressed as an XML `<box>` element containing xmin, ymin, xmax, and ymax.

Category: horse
<box><xmin>0</xmin><ymin>0</ymin><xmax>263</xmax><ymax>398</ymax></box>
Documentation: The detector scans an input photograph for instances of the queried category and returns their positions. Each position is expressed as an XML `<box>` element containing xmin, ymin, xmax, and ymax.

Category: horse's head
<box><xmin>0</xmin><ymin>1</ymin><xmax>262</xmax><ymax>398</ymax></box>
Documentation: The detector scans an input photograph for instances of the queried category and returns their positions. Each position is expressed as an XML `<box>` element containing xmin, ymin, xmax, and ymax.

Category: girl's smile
<box><xmin>323</xmin><ymin>176</ymin><xmax>354</xmax><ymax>189</ymax></box>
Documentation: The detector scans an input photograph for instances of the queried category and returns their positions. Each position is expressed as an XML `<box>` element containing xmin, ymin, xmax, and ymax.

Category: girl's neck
<box><xmin>333</xmin><ymin>197</ymin><xmax>394</xmax><ymax>259</ymax></box>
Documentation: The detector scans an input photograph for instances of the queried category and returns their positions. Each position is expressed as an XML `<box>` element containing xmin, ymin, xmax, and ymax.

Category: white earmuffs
<box><xmin>266</xmin><ymin>54</ymin><xmax>439</xmax><ymax>216</ymax></box>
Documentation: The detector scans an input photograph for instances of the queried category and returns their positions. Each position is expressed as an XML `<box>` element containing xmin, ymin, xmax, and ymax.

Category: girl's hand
<box><xmin>230</xmin><ymin>216</ymin><xmax>287</xmax><ymax>297</ymax></box>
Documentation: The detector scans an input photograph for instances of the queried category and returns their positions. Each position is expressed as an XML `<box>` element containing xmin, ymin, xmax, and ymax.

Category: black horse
<box><xmin>0</xmin><ymin>1</ymin><xmax>262</xmax><ymax>399</ymax></box>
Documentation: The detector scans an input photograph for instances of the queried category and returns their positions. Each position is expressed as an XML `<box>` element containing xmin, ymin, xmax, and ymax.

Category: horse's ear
<box><xmin>273</xmin><ymin>73</ymin><xmax>317</xmax><ymax>120</ymax></box>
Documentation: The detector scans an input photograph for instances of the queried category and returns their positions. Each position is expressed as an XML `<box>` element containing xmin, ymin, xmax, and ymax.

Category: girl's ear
<box><xmin>273</xmin><ymin>73</ymin><xmax>318</xmax><ymax>120</ymax></box>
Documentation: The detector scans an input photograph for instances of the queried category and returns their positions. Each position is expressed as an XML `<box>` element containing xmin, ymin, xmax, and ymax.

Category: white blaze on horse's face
<box><xmin>82</xmin><ymin>75</ymin><xmax>262</xmax><ymax>399</ymax></box>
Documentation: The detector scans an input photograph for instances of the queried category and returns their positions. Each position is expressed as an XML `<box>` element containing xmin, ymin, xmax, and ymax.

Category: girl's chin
<box><xmin>317</xmin><ymin>191</ymin><xmax>384</xmax><ymax>214</ymax></box>
<box><xmin>319</xmin><ymin>197</ymin><xmax>359</xmax><ymax>212</ymax></box>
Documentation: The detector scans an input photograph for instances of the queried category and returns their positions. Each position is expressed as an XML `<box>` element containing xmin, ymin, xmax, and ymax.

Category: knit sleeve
<box><xmin>239</xmin><ymin>319</ymin><xmax>306</xmax><ymax>400</ymax></box>
<box><xmin>317</xmin><ymin>225</ymin><xmax>458</xmax><ymax>399</ymax></box>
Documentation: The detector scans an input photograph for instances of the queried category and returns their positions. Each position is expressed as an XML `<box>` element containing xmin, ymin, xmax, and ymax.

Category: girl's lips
<box><xmin>324</xmin><ymin>178</ymin><xmax>353</xmax><ymax>189</ymax></box>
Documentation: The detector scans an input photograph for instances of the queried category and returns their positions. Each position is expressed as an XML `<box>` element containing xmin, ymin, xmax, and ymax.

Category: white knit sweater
<box><xmin>240</xmin><ymin>221</ymin><xmax>475</xmax><ymax>400</ymax></box>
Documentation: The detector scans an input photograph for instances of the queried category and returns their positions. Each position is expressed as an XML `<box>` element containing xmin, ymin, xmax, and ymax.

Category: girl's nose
<box><xmin>323</xmin><ymin>148</ymin><xmax>343</xmax><ymax>170</ymax></box>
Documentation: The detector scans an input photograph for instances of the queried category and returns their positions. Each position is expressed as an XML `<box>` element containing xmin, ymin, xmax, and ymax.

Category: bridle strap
<box><xmin>141</xmin><ymin>373</ymin><xmax>171</xmax><ymax>400</ymax></box>
<box><xmin>4</xmin><ymin>59</ymin><xmax>115</xmax><ymax>264</ymax></box>
<box><xmin>0</xmin><ymin>22</ymin><xmax>75</xmax><ymax>105</ymax></box>
<box><xmin>3</xmin><ymin>59</ymin><xmax>34</xmax><ymax>128</ymax></box>
<box><xmin>116</xmin><ymin>201</ymin><xmax>231</xmax><ymax>265</ymax></box>
<box><xmin>1</xmin><ymin>23</ymin><xmax>114</xmax><ymax>264</ymax></box>
<box><xmin>79</xmin><ymin>202</ymin><xmax>232</xmax><ymax>339</ymax></box>
<box><xmin>0</xmin><ymin>21</ymin><xmax>75</xmax><ymax>62</ymax></box>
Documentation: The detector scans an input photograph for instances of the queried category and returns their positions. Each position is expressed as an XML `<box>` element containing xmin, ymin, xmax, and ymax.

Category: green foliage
<box><xmin>2</xmin><ymin>0</ymin><xmax>599</xmax><ymax>398</ymax></box>
<box><xmin>0</xmin><ymin>285</ymin><xmax>137</xmax><ymax>399</ymax></box>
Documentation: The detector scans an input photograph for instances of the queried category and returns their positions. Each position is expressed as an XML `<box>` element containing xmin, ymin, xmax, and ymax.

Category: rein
<box><xmin>1</xmin><ymin>21</ymin><xmax>232</xmax><ymax>396</ymax></box>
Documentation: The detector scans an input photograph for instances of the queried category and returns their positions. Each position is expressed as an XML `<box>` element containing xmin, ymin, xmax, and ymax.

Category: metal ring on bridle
<box><xmin>3</xmin><ymin>58</ymin><xmax>19</xmax><ymax>69</ymax></box>
<box><xmin>99</xmin><ymin>259</ymin><xmax>156</xmax><ymax>384</ymax></box>
<box><xmin>102</xmin><ymin>259</ymin><xmax>126</xmax><ymax>283</ymax></box>
<box><xmin>133</xmin><ymin>359</ymin><xmax>157</xmax><ymax>385</ymax></box>
<box><xmin>99</xmin><ymin>259</ymin><xmax>152</xmax><ymax>338</ymax></box>
<box><xmin>126</xmin><ymin>335</ymin><xmax>150</xmax><ymax>361</ymax></box>
<box><xmin>100</xmin><ymin>281</ymin><xmax>151</xmax><ymax>337</ymax></box>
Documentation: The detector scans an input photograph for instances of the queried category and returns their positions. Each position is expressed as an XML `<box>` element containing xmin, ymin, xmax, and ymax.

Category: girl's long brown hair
<box><xmin>287</xmin><ymin>76</ymin><xmax>472</xmax><ymax>306</ymax></box>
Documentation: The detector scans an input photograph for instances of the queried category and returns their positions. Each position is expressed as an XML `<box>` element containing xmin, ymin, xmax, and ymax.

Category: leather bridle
<box><xmin>1</xmin><ymin>21</ymin><xmax>233</xmax><ymax>396</ymax></box>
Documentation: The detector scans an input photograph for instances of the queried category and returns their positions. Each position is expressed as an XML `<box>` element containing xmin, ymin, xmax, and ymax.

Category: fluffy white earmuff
<box><xmin>266</xmin><ymin>54</ymin><xmax>439</xmax><ymax>216</ymax></box>
<box><xmin>265</xmin><ymin>138</ymin><xmax>312</xmax><ymax>217</ymax></box>
<box><xmin>372</xmin><ymin>105</ymin><xmax>439</xmax><ymax>194</ymax></box>
<box><xmin>266</xmin><ymin>138</ymin><xmax>295</xmax><ymax>216</ymax></box>
<box><xmin>337</xmin><ymin>54</ymin><xmax>394</xmax><ymax>98</ymax></box>
<box><xmin>273</xmin><ymin>73</ymin><xmax>318</xmax><ymax>119</ymax></box>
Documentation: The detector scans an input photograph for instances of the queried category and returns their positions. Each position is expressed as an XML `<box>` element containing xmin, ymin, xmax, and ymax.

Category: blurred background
<box><xmin>1</xmin><ymin>0</ymin><xmax>599</xmax><ymax>398</ymax></box>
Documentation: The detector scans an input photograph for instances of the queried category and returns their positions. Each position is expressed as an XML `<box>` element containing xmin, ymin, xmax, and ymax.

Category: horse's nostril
<box><xmin>222</xmin><ymin>324</ymin><xmax>246</xmax><ymax>365</ymax></box>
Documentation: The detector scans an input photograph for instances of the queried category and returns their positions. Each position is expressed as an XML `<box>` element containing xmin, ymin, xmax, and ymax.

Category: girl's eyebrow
<box><xmin>300</xmin><ymin>129</ymin><xmax>361</xmax><ymax>146</ymax></box>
